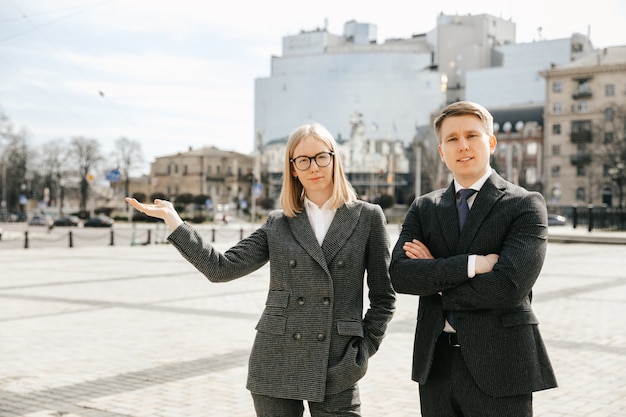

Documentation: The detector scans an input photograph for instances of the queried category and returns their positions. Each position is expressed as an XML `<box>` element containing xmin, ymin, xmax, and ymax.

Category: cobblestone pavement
<box><xmin>0</xmin><ymin>224</ymin><xmax>625</xmax><ymax>416</ymax></box>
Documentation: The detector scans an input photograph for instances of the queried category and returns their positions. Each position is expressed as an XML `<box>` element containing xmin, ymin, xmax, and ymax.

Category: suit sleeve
<box><xmin>167</xmin><ymin>219</ymin><xmax>270</xmax><ymax>282</ymax></box>
<box><xmin>442</xmin><ymin>192</ymin><xmax>548</xmax><ymax>310</ymax></box>
<box><xmin>362</xmin><ymin>204</ymin><xmax>396</xmax><ymax>355</ymax></box>
<box><xmin>389</xmin><ymin>198</ymin><xmax>470</xmax><ymax>296</ymax></box>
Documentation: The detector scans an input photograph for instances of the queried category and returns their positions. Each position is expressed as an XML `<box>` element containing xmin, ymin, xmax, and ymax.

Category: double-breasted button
<box><xmin>317</xmin><ymin>333</ymin><xmax>326</xmax><ymax>341</ymax></box>
<box><xmin>337</xmin><ymin>260</ymin><xmax>345</xmax><ymax>268</ymax></box>
<box><xmin>289</xmin><ymin>260</ymin><xmax>297</xmax><ymax>267</ymax></box>
<box><xmin>293</xmin><ymin>333</ymin><xmax>302</xmax><ymax>341</ymax></box>
<box><xmin>297</xmin><ymin>297</ymin><xmax>305</xmax><ymax>305</ymax></box>
<box><xmin>322</xmin><ymin>297</ymin><xmax>330</xmax><ymax>305</ymax></box>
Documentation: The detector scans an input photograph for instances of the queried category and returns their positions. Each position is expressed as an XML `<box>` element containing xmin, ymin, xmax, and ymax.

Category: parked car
<box><xmin>28</xmin><ymin>214</ymin><xmax>53</xmax><ymax>226</ymax></box>
<box><xmin>0</xmin><ymin>212</ymin><xmax>18</xmax><ymax>222</ymax></box>
<box><xmin>548</xmin><ymin>213</ymin><xmax>567</xmax><ymax>226</ymax></box>
<box><xmin>54</xmin><ymin>215</ymin><xmax>80</xmax><ymax>227</ymax></box>
<box><xmin>84</xmin><ymin>215</ymin><xmax>114</xmax><ymax>227</ymax></box>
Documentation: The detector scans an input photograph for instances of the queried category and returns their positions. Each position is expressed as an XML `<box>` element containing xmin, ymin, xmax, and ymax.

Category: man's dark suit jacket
<box><xmin>389</xmin><ymin>172</ymin><xmax>557</xmax><ymax>398</ymax></box>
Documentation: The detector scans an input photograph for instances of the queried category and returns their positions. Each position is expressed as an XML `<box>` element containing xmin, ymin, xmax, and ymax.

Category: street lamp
<box><xmin>609</xmin><ymin>161</ymin><xmax>625</xmax><ymax>208</ymax></box>
<box><xmin>1</xmin><ymin>153</ymin><xmax>6</xmax><ymax>218</ymax></box>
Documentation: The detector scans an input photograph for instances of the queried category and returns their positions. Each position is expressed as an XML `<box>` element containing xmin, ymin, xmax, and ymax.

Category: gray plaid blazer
<box><xmin>168</xmin><ymin>199</ymin><xmax>396</xmax><ymax>402</ymax></box>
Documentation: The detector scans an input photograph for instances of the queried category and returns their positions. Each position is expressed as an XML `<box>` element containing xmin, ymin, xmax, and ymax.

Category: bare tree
<box><xmin>111</xmin><ymin>137</ymin><xmax>144</xmax><ymax>198</ymax></box>
<box><xmin>68</xmin><ymin>137</ymin><xmax>102</xmax><ymax>215</ymax></box>
<box><xmin>594</xmin><ymin>104</ymin><xmax>626</xmax><ymax>206</ymax></box>
<box><xmin>0</xmin><ymin>115</ymin><xmax>31</xmax><ymax>213</ymax></box>
<box><xmin>41</xmin><ymin>139</ymin><xmax>68</xmax><ymax>213</ymax></box>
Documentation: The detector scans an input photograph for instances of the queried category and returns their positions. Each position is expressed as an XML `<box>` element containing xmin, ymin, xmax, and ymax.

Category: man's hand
<box><xmin>403</xmin><ymin>239</ymin><xmax>434</xmax><ymax>259</ymax></box>
<box><xmin>475</xmin><ymin>254</ymin><xmax>499</xmax><ymax>274</ymax></box>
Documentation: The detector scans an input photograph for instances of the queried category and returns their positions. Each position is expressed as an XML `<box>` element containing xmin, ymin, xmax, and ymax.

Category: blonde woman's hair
<box><xmin>279</xmin><ymin>123</ymin><xmax>357</xmax><ymax>217</ymax></box>
<box><xmin>433</xmin><ymin>101</ymin><xmax>494</xmax><ymax>144</ymax></box>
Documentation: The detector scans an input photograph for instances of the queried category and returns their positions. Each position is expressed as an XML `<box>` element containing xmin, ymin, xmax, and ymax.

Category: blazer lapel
<box><xmin>458</xmin><ymin>173</ymin><xmax>506</xmax><ymax>251</ymax></box>
<box><xmin>437</xmin><ymin>183</ymin><xmax>459</xmax><ymax>252</ymax></box>
<box><xmin>288</xmin><ymin>211</ymin><xmax>329</xmax><ymax>274</ymax></box>
<box><xmin>321</xmin><ymin>203</ymin><xmax>362</xmax><ymax>265</ymax></box>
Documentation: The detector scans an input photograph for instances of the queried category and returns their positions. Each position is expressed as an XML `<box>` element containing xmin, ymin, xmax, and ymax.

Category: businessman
<box><xmin>389</xmin><ymin>101</ymin><xmax>557</xmax><ymax>416</ymax></box>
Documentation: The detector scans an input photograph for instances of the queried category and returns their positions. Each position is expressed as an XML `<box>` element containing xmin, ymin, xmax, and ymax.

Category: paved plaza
<box><xmin>0</xmin><ymin>224</ymin><xmax>625</xmax><ymax>416</ymax></box>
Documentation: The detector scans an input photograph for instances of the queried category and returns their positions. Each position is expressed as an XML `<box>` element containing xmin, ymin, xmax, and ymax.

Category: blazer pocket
<box><xmin>255</xmin><ymin>290</ymin><xmax>289</xmax><ymax>335</ymax></box>
<box><xmin>256</xmin><ymin>314</ymin><xmax>287</xmax><ymax>335</ymax></box>
<box><xmin>265</xmin><ymin>290</ymin><xmax>290</xmax><ymax>307</ymax></box>
<box><xmin>500</xmin><ymin>310</ymin><xmax>539</xmax><ymax>327</ymax></box>
<box><xmin>336</xmin><ymin>319</ymin><xmax>364</xmax><ymax>337</ymax></box>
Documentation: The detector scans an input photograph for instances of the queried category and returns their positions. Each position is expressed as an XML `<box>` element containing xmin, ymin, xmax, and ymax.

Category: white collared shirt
<box><xmin>454</xmin><ymin>167</ymin><xmax>493</xmax><ymax>279</ymax></box>
<box><xmin>304</xmin><ymin>197</ymin><xmax>337</xmax><ymax>246</ymax></box>
<box><xmin>443</xmin><ymin>168</ymin><xmax>493</xmax><ymax>333</ymax></box>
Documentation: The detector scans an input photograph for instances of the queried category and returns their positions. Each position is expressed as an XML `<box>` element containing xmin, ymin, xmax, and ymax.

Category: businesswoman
<box><xmin>126</xmin><ymin>123</ymin><xmax>396</xmax><ymax>417</ymax></box>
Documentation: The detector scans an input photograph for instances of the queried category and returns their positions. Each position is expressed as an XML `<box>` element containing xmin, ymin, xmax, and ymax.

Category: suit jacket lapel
<box><xmin>321</xmin><ymin>203</ymin><xmax>362</xmax><ymax>265</ymax></box>
<box><xmin>288</xmin><ymin>211</ymin><xmax>329</xmax><ymax>274</ymax></box>
<box><xmin>458</xmin><ymin>173</ymin><xmax>506</xmax><ymax>251</ymax></box>
<box><xmin>437</xmin><ymin>183</ymin><xmax>459</xmax><ymax>252</ymax></box>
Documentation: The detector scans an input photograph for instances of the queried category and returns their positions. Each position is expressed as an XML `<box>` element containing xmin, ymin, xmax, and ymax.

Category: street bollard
<box><xmin>110</xmin><ymin>230</ymin><xmax>114</xmax><ymax>246</ymax></box>
<box><xmin>69</xmin><ymin>231</ymin><xmax>73</xmax><ymax>248</ymax></box>
<box><xmin>24</xmin><ymin>231</ymin><xmax>29</xmax><ymax>249</ymax></box>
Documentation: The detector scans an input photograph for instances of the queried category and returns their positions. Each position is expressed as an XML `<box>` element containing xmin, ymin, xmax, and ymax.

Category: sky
<box><xmin>2</xmin><ymin>0</ymin><xmax>626</xmax><ymax>176</ymax></box>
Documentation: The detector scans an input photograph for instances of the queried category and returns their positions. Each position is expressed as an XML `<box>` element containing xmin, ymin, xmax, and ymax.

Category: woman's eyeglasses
<box><xmin>290</xmin><ymin>151</ymin><xmax>334</xmax><ymax>171</ymax></box>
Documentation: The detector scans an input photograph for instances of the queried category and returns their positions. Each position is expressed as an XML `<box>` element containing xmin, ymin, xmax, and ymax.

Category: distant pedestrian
<box><xmin>389</xmin><ymin>101</ymin><xmax>557</xmax><ymax>416</ymax></box>
<box><xmin>126</xmin><ymin>122</ymin><xmax>396</xmax><ymax>417</ymax></box>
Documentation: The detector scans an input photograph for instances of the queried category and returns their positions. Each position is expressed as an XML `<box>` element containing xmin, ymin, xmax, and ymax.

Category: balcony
<box><xmin>570</xmin><ymin>153</ymin><xmax>592</xmax><ymax>165</ymax></box>
<box><xmin>572</xmin><ymin>90</ymin><xmax>592</xmax><ymax>100</ymax></box>
<box><xmin>570</xmin><ymin>131</ymin><xmax>592</xmax><ymax>143</ymax></box>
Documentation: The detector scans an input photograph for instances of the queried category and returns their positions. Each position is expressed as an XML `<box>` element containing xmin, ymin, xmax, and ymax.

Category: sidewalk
<box><xmin>0</xmin><ymin>226</ymin><xmax>625</xmax><ymax>416</ymax></box>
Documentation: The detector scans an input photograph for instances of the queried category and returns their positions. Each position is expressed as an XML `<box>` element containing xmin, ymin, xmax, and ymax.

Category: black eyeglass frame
<box><xmin>290</xmin><ymin>151</ymin><xmax>335</xmax><ymax>171</ymax></box>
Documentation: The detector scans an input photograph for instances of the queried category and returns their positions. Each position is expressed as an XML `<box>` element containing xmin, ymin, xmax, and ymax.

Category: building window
<box><xmin>552</xmin><ymin>102</ymin><xmax>562</xmax><ymax>114</ymax></box>
<box><xmin>576</xmin><ymin>79</ymin><xmax>590</xmax><ymax>94</ymax></box>
<box><xmin>577</xmin><ymin>165</ymin><xmax>586</xmax><ymax>177</ymax></box>
<box><xmin>167</xmin><ymin>164</ymin><xmax>171</xmax><ymax>174</ymax></box>
<box><xmin>552</xmin><ymin>124</ymin><xmax>561</xmax><ymax>134</ymax></box>
<box><xmin>571</xmin><ymin>120</ymin><xmax>592</xmax><ymax>142</ymax></box>
<box><xmin>552</xmin><ymin>80</ymin><xmax>562</xmax><ymax>93</ymax></box>
<box><xmin>217</xmin><ymin>166</ymin><xmax>221</xmax><ymax>175</ymax></box>
<box><xmin>552</xmin><ymin>145</ymin><xmax>560</xmax><ymax>156</ymax></box>
<box><xmin>174</xmin><ymin>164</ymin><xmax>178</xmax><ymax>174</ymax></box>
<box><xmin>551</xmin><ymin>165</ymin><xmax>560</xmax><ymax>177</ymax></box>
<box><xmin>604</xmin><ymin>132</ymin><xmax>614</xmax><ymax>144</ymax></box>
<box><xmin>525</xmin><ymin>167</ymin><xmax>537</xmax><ymax>184</ymax></box>
<box><xmin>207</xmin><ymin>165</ymin><xmax>212</xmax><ymax>175</ymax></box>
<box><xmin>604</xmin><ymin>107</ymin><xmax>615</xmax><ymax>121</ymax></box>
<box><xmin>526</xmin><ymin>142</ymin><xmax>537</xmax><ymax>156</ymax></box>
<box><xmin>576</xmin><ymin>187</ymin><xmax>586</xmax><ymax>201</ymax></box>
<box><xmin>605</xmin><ymin>84</ymin><xmax>615</xmax><ymax>96</ymax></box>
<box><xmin>183</xmin><ymin>165</ymin><xmax>188</xmax><ymax>175</ymax></box>
<box><xmin>573</xmin><ymin>101</ymin><xmax>588</xmax><ymax>113</ymax></box>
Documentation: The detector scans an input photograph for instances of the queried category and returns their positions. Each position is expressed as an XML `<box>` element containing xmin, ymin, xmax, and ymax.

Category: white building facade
<box><xmin>254</xmin><ymin>20</ymin><xmax>445</xmax><ymax>148</ymax></box>
<box><xmin>467</xmin><ymin>34</ymin><xmax>595</xmax><ymax>108</ymax></box>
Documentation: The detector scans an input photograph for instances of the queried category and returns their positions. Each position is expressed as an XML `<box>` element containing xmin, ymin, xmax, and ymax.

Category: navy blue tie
<box><xmin>457</xmin><ymin>188</ymin><xmax>477</xmax><ymax>232</ymax></box>
<box><xmin>447</xmin><ymin>188</ymin><xmax>477</xmax><ymax>330</ymax></box>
